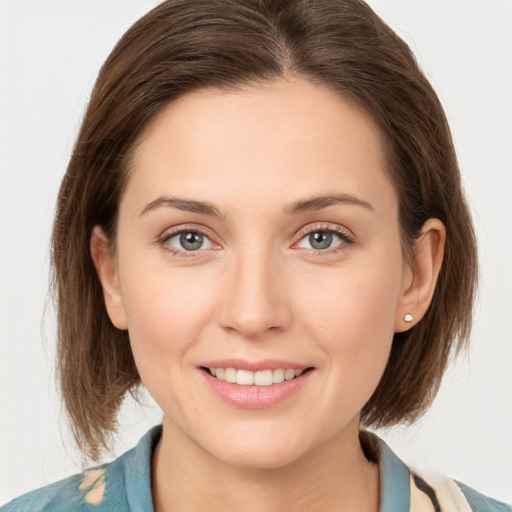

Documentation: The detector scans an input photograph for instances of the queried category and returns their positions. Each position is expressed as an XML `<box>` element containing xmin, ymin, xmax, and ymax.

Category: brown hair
<box><xmin>51</xmin><ymin>0</ymin><xmax>478</xmax><ymax>461</ymax></box>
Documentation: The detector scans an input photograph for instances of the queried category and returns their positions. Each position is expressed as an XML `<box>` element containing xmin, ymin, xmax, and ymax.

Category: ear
<box><xmin>90</xmin><ymin>226</ymin><xmax>128</xmax><ymax>330</ymax></box>
<box><xmin>394</xmin><ymin>218</ymin><xmax>446</xmax><ymax>332</ymax></box>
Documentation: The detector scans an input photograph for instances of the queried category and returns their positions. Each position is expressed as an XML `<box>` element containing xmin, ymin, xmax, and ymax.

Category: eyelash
<box><xmin>157</xmin><ymin>223</ymin><xmax>355</xmax><ymax>258</ymax></box>
<box><xmin>294</xmin><ymin>223</ymin><xmax>355</xmax><ymax>256</ymax></box>
<box><xmin>158</xmin><ymin>225</ymin><xmax>217</xmax><ymax>258</ymax></box>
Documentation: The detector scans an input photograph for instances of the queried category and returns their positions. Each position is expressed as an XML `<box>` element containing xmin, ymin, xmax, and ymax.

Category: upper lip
<box><xmin>200</xmin><ymin>359</ymin><xmax>311</xmax><ymax>372</ymax></box>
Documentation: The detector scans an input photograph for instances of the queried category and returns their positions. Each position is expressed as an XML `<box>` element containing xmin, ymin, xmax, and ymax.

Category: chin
<box><xmin>213</xmin><ymin>443</ymin><xmax>304</xmax><ymax>470</ymax></box>
<box><xmin>204</xmin><ymin>426</ymin><xmax>312</xmax><ymax>470</ymax></box>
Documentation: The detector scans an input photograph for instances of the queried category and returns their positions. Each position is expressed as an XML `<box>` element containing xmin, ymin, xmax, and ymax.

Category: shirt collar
<box><xmin>123</xmin><ymin>426</ymin><xmax>411</xmax><ymax>512</ymax></box>
<box><xmin>123</xmin><ymin>425</ymin><xmax>162</xmax><ymax>512</ymax></box>
<box><xmin>371</xmin><ymin>432</ymin><xmax>411</xmax><ymax>512</ymax></box>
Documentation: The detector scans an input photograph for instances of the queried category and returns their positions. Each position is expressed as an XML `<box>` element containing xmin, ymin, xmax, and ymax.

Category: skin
<box><xmin>91</xmin><ymin>77</ymin><xmax>445</xmax><ymax>512</ymax></box>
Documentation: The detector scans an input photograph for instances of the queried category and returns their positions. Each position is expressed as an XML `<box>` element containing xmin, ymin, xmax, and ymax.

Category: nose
<box><xmin>217</xmin><ymin>246</ymin><xmax>292</xmax><ymax>339</ymax></box>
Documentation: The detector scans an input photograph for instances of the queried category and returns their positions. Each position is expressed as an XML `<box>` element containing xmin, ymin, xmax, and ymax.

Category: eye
<box><xmin>295</xmin><ymin>227</ymin><xmax>352</xmax><ymax>252</ymax></box>
<box><xmin>166</xmin><ymin>230</ymin><xmax>213</xmax><ymax>252</ymax></box>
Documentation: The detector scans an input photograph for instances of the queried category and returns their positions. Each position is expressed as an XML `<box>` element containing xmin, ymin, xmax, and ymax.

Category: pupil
<box><xmin>180</xmin><ymin>232</ymin><xmax>203</xmax><ymax>251</ymax></box>
<box><xmin>309</xmin><ymin>231</ymin><xmax>332</xmax><ymax>250</ymax></box>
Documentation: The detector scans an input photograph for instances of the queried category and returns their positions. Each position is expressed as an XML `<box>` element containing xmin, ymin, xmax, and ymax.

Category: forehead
<box><xmin>125</xmin><ymin>78</ymin><xmax>396</xmax><ymax>216</ymax></box>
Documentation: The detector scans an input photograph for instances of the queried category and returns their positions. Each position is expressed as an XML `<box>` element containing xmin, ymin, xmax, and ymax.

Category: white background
<box><xmin>0</xmin><ymin>0</ymin><xmax>511</xmax><ymax>505</ymax></box>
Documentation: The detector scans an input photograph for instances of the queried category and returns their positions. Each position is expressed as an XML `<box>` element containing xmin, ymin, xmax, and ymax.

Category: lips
<box><xmin>206</xmin><ymin>367</ymin><xmax>305</xmax><ymax>386</ymax></box>
<box><xmin>199</xmin><ymin>360</ymin><xmax>314</xmax><ymax>408</ymax></box>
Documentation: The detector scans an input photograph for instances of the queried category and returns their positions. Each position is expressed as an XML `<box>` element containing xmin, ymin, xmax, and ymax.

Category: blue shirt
<box><xmin>2</xmin><ymin>426</ymin><xmax>510</xmax><ymax>511</ymax></box>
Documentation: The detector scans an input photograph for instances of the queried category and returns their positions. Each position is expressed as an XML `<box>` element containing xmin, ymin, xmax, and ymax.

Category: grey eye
<box><xmin>180</xmin><ymin>232</ymin><xmax>204</xmax><ymax>251</ymax></box>
<box><xmin>297</xmin><ymin>230</ymin><xmax>344</xmax><ymax>251</ymax></box>
<box><xmin>167</xmin><ymin>231</ymin><xmax>212</xmax><ymax>251</ymax></box>
<box><xmin>308</xmin><ymin>231</ymin><xmax>333</xmax><ymax>250</ymax></box>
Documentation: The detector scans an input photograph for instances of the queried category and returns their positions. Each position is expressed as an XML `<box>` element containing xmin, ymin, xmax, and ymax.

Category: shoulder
<box><xmin>1</xmin><ymin>425</ymin><xmax>161</xmax><ymax>512</ymax></box>
<box><xmin>364</xmin><ymin>430</ymin><xmax>511</xmax><ymax>512</ymax></box>
<box><xmin>1</xmin><ymin>470</ymin><xmax>93</xmax><ymax>512</ymax></box>
<box><xmin>1</xmin><ymin>467</ymin><xmax>111</xmax><ymax>512</ymax></box>
<box><xmin>457</xmin><ymin>482</ymin><xmax>511</xmax><ymax>512</ymax></box>
<box><xmin>410</xmin><ymin>465</ymin><xmax>511</xmax><ymax>512</ymax></box>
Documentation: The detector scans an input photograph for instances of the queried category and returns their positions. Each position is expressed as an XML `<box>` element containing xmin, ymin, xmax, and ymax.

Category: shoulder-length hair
<box><xmin>52</xmin><ymin>0</ymin><xmax>477</xmax><ymax>461</ymax></box>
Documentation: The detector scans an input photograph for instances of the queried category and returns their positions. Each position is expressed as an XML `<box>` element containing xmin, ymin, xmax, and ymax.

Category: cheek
<box><xmin>119</xmin><ymin>261</ymin><xmax>216</xmax><ymax>378</ymax></box>
<box><xmin>295</xmin><ymin>255</ymin><xmax>403</xmax><ymax>398</ymax></box>
<box><xmin>299</xmin><ymin>257</ymin><xmax>401</xmax><ymax>338</ymax></box>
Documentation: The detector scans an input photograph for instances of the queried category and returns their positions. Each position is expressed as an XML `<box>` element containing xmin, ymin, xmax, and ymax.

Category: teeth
<box><xmin>284</xmin><ymin>369</ymin><xmax>295</xmax><ymax>380</ymax></box>
<box><xmin>236</xmin><ymin>369</ymin><xmax>254</xmax><ymax>385</ymax></box>
<box><xmin>254</xmin><ymin>370</ymin><xmax>273</xmax><ymax>386</ymax></box>
<box><xmin>225</xmin><ymin>368</ymin><xmax>237</xmax><ymax>383</ymax></box>
<box><xmin>208</xmin><ymin>367</ymin><xmax>307</xmax><ymax>386</ymax></box>
<box><xmin>273</xmin><ymin>368</ymin><xmax>285</xmax><ymax>384</ymax></box>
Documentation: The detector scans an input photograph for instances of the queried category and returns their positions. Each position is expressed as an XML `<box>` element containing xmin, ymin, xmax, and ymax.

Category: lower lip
<box><xmin>200</xmin><ymin>369</ymin><xmax>313</xmax><ymax>409</ymax></box>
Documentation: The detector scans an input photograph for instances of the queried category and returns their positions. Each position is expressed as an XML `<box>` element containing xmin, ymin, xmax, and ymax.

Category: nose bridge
<box><xmin>218</xmin><ymin>241</ymin><xmax>291</xmax><ymax>338</ymax></box>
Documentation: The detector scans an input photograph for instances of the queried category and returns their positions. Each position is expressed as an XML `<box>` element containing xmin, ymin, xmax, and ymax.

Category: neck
<box><xmin>151</xmin><ymin>417</ymin><xmax>380</xmax><ymax>512</ymax></box>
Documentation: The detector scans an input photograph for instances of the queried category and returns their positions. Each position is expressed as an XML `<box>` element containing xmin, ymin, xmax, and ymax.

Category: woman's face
<box><xmin>105</xmin><ymin>78</ymin><xmax>413</xmax><ymax>468</ymax></box>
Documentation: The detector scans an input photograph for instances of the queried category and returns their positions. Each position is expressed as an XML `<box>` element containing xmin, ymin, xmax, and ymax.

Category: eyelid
<box><xmin>158</xmin><ymin>224</ymin><xmax>222</xmax><ymax>255</ymax></box>
<box><xmin>156</xmin><ymin>222</ymin><xmax>354</xmax><ymax>257</ymax></box>
<box><xmin>292</xmin><ymin>222</ymin><xmax>355</xmax><ymax>251</ymax></box>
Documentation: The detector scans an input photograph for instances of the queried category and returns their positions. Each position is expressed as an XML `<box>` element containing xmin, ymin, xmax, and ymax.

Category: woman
<box><xmin>1</xmin><ymin>0</ymin><xmax>510</xmax><ymax>510</ymax></box>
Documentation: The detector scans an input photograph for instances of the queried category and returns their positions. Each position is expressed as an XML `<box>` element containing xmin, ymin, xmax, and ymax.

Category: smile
<box><xmin>200</xmin><ymin>363</ymin><xmax>314</xmax><ymax>408</ymax></box>
<box><xmin>207</xmin><ymin>367</ymin><xmax>305</xmax><ymax>386</ymax></box>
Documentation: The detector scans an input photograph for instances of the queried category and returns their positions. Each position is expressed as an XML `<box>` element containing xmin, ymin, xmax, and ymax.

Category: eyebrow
<box><xmin>284</xmin><ymin>194</ymin><xmax>374</xmax><ymax>215</ymax></box>
<box><xmin>140</xmin><ymin>192</ymin><xmax>374</xmax><ymax>218</ymax></box>
<box><xmin>140</xmin><ymin>196</ymin><xmax>224</xmax><ymax>218</ymax></box>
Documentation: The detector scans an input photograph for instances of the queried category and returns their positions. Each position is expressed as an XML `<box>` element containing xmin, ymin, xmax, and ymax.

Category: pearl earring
<box><xmin>404</xmin><ymin>313</ymin><xmax>414</xmax><ymax>323</ymax></box>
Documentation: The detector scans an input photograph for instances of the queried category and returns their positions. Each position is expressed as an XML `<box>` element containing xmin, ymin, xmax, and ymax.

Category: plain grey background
<box><xmin>1</xmin><ymin>0</ymin><xmax>511</xmax><ymax>505</ymax></box>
